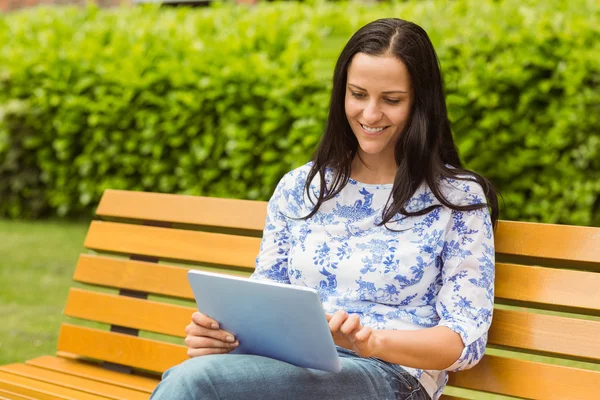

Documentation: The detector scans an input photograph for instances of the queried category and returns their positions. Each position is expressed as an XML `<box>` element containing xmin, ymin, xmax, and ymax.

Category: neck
<box><xmin>350</xmin><ymin>151</ymin><xmax>397</xmax><ymax>185</ymax></box>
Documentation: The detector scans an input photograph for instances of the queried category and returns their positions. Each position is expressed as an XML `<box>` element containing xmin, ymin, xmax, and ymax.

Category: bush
<box><xmin>0</xmin><ymin>0</ymin><xmax>599</xmax><ymax>225</ymax></box>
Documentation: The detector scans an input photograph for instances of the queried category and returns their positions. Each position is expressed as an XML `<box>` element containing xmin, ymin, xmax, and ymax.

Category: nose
<box><xmin>362</xmin><ymin>101</ymin><xmax>383</xmax><ymax>124</ymax></box>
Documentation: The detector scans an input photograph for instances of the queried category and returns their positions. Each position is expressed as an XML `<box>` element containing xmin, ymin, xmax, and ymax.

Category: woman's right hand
<box><xmin>184</xmin><ymin>312</ymin><xmax>239</xmax><ymax>358</ymax></box>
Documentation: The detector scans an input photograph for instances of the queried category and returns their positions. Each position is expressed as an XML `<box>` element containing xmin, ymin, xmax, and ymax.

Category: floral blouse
<box><xmin>250</xmin><ymin>163</ymin><xmax>495</xmax><ymax>399</ymax></box>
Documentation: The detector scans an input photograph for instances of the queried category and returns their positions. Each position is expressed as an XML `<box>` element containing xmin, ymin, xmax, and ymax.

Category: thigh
<box><xmin>151</xmin><ymin>352</ymin><xmax>404</xmax><ymax>400</ymax></box>
<box><xmin>370</xmin><ymin>358</ymin><xmax>431</xmax><ymax>400</ymax></box>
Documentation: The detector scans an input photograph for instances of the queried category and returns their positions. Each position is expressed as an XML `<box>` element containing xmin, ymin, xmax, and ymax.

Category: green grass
<box><xmin>0</xmin><ymin>219</ymin><xmax>89</xmax><ymax>365</ymax></box>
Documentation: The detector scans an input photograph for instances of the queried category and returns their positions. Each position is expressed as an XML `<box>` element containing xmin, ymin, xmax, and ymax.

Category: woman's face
<box><xmin>345</xmin><ymin>53</ymin><xmax>413</xmax><ymax>161</ymax></box>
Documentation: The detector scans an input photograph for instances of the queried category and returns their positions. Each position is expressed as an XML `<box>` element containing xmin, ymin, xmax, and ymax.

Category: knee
<box><xmin>150</xmin><ymin>356</ymin><xmax>223</xmax><ymax>400</ymax></box>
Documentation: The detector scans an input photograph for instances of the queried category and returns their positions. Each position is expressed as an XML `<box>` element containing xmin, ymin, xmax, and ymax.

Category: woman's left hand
<box><xmin>326</xmin><ymin>310</ymin><xmax>378</xmax><ymax>358</ymax></box>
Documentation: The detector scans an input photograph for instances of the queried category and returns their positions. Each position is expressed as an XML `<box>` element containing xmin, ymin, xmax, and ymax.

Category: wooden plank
<box><xmin>496</xmin><ymin>263</ymin><xmax>600</xmax><ymax>312</ymax></box>
<box><xmin>74</xmin><ymin>255</ymin><xmax>598</xmax><ymax>312</ymax></box>
<box><xmin>57</xmin><ymin>324</ymin><xmax>187</xmax><ymax>373</ymax></box>
<box><xmin>489</xmin><ymin>309</ymin><xmax>600</xmax><ymax>360</ymax></box>
<box><xmin>65</xmin><ymin>287</ymin><xmax>600</xmax><ymax>361</ymax></box>
<box><xmin>74</xmin><ymin>254</ymin><xmax>194</xmax><ymax>298</ymax></box>
<box><xmin>73</xmin><ymin>254</ymin><xmax>251</xmax><ymax>298</ymax></box>
<box><xmin>84</xmin><ymin>221</ymin><xmax>261</xmax><ymax>269</ymax></box>
<box><xmin>26</xmin><ymin>356</ymin><xmax>157</xmax><ymax>393</ymax></box>
<box><xmin>65</xmin><ymin>288</ymin><xmax>194</xmax><ymax>337</ymax></box>
<box><xmin>0</xmin><ymin>388</ymin><xmax>37</xmax><ymax>400</ymax></box>
<box><xmin>448</xmin><ymin>354</ymin><xmax>600</xmax><ymax>399</ymax></box>
<box><xmin>0</xmin><ymin>370</ymin><xmax>107</xmax><ymax>400</ymax></box>
<box><xmin>0</xmin><ymin>364</ymin><xmax>148</xmax><ymax>400</ymax></box>
<box><xmin>495</xmin><ymin>221</ymin><xmax>600</xmax><ymax>266</ymax></box>
<box><xmin>25</xmin><ymin>356</ymin><xmax>468</xmax><ymax>400</ymax></box>
<box><xmin>97</xmin><ymin>189</ymin><xmax>268</xmax><ymax>231</ymax></box>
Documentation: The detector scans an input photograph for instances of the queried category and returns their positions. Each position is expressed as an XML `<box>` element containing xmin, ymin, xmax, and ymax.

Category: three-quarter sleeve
<box><xmin>435</xmin><ymin>182</ymin><xmax>495</xmax><ymax>372</ymax></box>
<box><xmin>250</xmin><ymin>175</ymin><xmax>293</xmax><ymax>284</ymax></box>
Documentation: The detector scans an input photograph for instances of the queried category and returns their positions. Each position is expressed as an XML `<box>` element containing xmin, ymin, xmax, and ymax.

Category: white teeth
<box><xmin>360</xmin><ymin>123</ymin><xmax>386</xmax><ymax>133</ymax></box>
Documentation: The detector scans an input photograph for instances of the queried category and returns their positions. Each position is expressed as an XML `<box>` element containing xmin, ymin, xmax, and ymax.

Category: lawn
<box><xmin>0</xmin><ymin>219</ymin><xmax>89</xmax><ymax>365</ymax></box>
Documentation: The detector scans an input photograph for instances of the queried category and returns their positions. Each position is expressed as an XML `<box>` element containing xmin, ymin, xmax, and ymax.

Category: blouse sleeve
<box><xmin>435</xmin><ymin>182</ymin><xmax>495</xmax><ymax>372</ymax></box>
<box><xmin>249</xmin><ymin>175</ymin><xmax>292</xmax><ymax>284</ymax></box>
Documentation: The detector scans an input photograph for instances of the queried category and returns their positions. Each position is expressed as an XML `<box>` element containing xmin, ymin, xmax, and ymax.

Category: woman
<box><xmin>151</xmin><ymin>17</ymin><xmax>498</xmax><ymax>400</ymax></box>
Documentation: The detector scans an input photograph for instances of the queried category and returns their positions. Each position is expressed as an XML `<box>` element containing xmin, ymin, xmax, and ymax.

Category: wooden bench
<box><xmin>0</xmin><ymin>189</ymin><xmax>599</xmax><ymax>400</ymax></box>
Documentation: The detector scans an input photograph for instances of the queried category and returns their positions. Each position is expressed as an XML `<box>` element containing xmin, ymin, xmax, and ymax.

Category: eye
<box><xmin>350</xmin><ymin>91</ymin><xmax>366</xmax><ymax>99</ymax></box>
<box><xmin>384</xmin><ymin>98</ymin><xmax>401</xmax><ymax>105</ymax></box>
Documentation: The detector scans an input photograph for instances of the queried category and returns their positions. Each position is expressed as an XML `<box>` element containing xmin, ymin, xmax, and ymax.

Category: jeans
<box><xmin>150</xmin><ymin>347</ymin><xmax>431</xmax><ymax>400</ymax></box>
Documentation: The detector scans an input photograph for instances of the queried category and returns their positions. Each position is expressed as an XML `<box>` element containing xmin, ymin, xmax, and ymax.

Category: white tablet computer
<box><xmin>187</xmin><ymin>270</ymin><xmax>342</xmax><ymax>372</ymax></box>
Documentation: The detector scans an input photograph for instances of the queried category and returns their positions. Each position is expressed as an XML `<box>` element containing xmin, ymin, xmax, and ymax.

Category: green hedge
<box><xmin>1</xmin><ymin>0</ymin><xmax>599</xmax><ymax>225</ymax></box>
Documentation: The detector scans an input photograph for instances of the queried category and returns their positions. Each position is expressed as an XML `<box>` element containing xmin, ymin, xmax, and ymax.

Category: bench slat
<box><xmin>97</xmin><ymin>191</ymin><xmax>600</xmax><ymax>267</ymax></box>
<box><xmin>0</xmin><ymin>389</ymin><xmax>37</xmax><ymax>400</ymax></box>
<box><xmin>97</xmin><ymin>189</ymin><xmax>268</xmax><ymax>231</ymax></box>
<box><xmin>73</xmin><ymin>253</ymin><xmax>599</xmax><ymax>313</ymax></box>
<box><xmin>0</xmin><ymin>364</ymin><xmax>148</xmax><ymax>400</ymax></box>
<box><xmin>74</xmin><ymin>254</ymin><xmax>192</xmax><ymax>298</ymax></box>
<box><xmin>26</xmin><ymin>356</ymin><xmax>157</xmax><ymax>393</ymax></box>
<box><xmin>57</xmin><ymin>324</ymin><xmax>187</xmax><ymax>373</ymax></box>
<box><xmin>495</xmin><ymin>221</ymin><xmax>600</xmax><ymax>267</ymax></box>
<box><xmin>496</xmin><ymin>263</ymin><xmax>600</xmax><ymax>313</ymax></box>
<box><xmin>448</xmin><ymin>354</ymin><xmax>600</xmax><ymax>399</ymax></box>
<box><xmin>84</xmin><ymin>221</ymin><xmax>261</xmax><ymax>269</ymax></box>
<box><xmin>0</xmin><ymin>370</ymin><xmax>106</xmax><ymax>400</ymax></box>
<box><xmin>65</xmin><ymin>286</ymin><xmax>600</xmax><ymax>362</ymax></box>
<box><xmin>73</xmin><ymin>254</ymin><xmax>251</xmax><ymax>298</ymax></box>
<box><xmin>489</xmin><ymin>309</ymin><xmax>600</xmax><ymax>360</ymax></box>
<box><xmin>65</xmin><ymin>288</ymin><xmax>194</xmax><ymax>337</ymax></box>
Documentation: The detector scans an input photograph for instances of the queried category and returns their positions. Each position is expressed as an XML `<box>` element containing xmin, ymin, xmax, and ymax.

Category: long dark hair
<box><xmin>304</xmin><ymin>18</ymin><xmax>499</xmax><ymax>226</ymax></box>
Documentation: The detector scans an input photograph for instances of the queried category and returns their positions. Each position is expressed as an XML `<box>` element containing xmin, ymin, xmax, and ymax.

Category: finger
<box><xmin>328</xmin><ymin>310</ymin><xmax>348</xmax><ymax>333</ymax></box>
<box><xmin>187</xmin><ymin>347</ymin><xmax>232</xmax><ymax>358</ymax></box>
<box><xmin>340</xmin><ymin>314</ymin><xmax>361</xmax><ymax>337</ymax></box>
<box><xmin>325</xmin><ymin>313</ymin><xmax>333</xmax><ymax>322</ymax></box>
<box><xmin>192</xmin><ymin>312</ymin><xmax>220</xmax><ymax>329</ymax></box>
<box><xmin>354</xmin><ymin>326</ymin><xmax>372</xmax><ymax>342</ymax></box>
<box><xmin>185</xmin><ymin>335</ymin><xmax>239</xmax><ymax>350</ymax></box>
<box><xmin>185</xmin><ymin>323</ymin><xmax>236</xmax><ymax>343</ymax></box>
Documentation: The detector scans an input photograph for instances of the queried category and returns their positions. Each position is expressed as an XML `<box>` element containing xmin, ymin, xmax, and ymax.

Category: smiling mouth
<box><xmin>360</xmin><ymin>123</ymin><xmax>389</xmax><ymax>134</ymax></box>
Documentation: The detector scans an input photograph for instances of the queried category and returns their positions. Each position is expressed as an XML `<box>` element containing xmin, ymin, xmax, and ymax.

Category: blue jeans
<box><xmin>150</xmin><ymin>347</ymin><xmax>431</xmax><ymax>399</ymax></box>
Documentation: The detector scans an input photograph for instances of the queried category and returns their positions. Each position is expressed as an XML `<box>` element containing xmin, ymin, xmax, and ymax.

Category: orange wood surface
<box><xmin>73</xmin><ymin>254</ymin><xmax>251</xmax><ymax>299</ymax></box>
<box><xmin>7</xmin><ymin>189</ymin><xmax>600</xmax><ymax>398</ymax></box>
<box><xmin>0</xmin><ymin>370</ymin><xmax>107</xmax><ymax>400</ymax></box>
<box><xmin>97</xmin><ymin>189</ymin><xmax>268</xmax><ymax>231</ymax></box>
<box><xmin>0</xmin><ymin>364</ymin><xmax>148</xmax><ymax>400</ymax></box>
<box><xmin>495</xmin><ymin>220</ymin><xmax>600</xmax><ymax>266</ymax></box>
<box><xmin>0</xmin><ymin>389</ymin><xmax>37</xmax><ymax>400</ymax></box>
<box><xmin>73</xmin><ymin>254</ymin><xmax>599</xmax><ymax>312</ymax></box>
<box><xmin>65</xmin><ymin>288</ymin><xmax>194</xmax><ymax>337</ymax></box>
<box><xmin>26</xmin><ymin>356</ymin><xmax>157</xmax><ymax>393</ymax></box>
<box><xmin>489</xmin><ymin>309</ymin><xmax>600</xmax><ymax>360</ymax></box>
<box><xmin>74</xmin><ymin>254</ymin><xmax>194</xmax><ymax>298</ymax></box>
<box><xmin>57</xmin><ymin>324</ymin><xmax>187</xmax><ymax>373</ymax></box>
<box><xmin>84</xmin><ymin>221</ymin><xmax>261</xmax><ymax>269</ymax></box>
<box><xmin>495</xmin><ymin>263</ymin><xmax>600</xmax><ymax>312</ymax></box>
<box><xmin>64</xmin><ymin>286</ymin><xmax>600</xmax><ymax>361</ymax></box>
<box><xmin>448</xmin><ymin>354</ymin><xmax>600</xmax><ymax>399</ymax></box>
<box><xmin>97</xmin><ymin>191</ymin><xmax>600</xmax><ymax>266</ymax></box>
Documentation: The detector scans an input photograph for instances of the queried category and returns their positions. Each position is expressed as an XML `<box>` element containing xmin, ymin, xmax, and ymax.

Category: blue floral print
<box><xmin>251</xmin><ymin>163</ymin><xmax>495</xmax><ymax>400</ymax></box>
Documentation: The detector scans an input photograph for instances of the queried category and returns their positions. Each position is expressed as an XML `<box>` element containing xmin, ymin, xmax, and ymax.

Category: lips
<box><xmin>359</xmin><ymin>122</ymin><xmax>389</xmax><ymax>135</ymax></box>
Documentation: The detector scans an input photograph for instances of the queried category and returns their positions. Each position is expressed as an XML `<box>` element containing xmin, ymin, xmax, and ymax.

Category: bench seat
<box><xmin>1</xmin><ymin>189</ymin><xmax>598</xmax><ymax>400</ymax></box>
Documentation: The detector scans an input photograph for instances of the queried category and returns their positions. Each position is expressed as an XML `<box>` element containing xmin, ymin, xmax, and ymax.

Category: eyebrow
<box><xmin>348</xmin><ymin>83</ymin><xmax>408</xmax><ymax>94</ymax></box>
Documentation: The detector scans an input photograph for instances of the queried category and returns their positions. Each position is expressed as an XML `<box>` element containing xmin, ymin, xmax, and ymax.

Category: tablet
<box><xmin>187</xmin><ymin>270</ymin><xmax>342</xmax><ymax>372</ymax></box>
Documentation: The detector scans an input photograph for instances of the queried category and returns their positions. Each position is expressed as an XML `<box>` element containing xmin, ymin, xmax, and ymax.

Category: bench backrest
<box><xmin>59</xmin><ymin>189</ymin><xmax>600</xmax><ymax>399</ymax></box>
